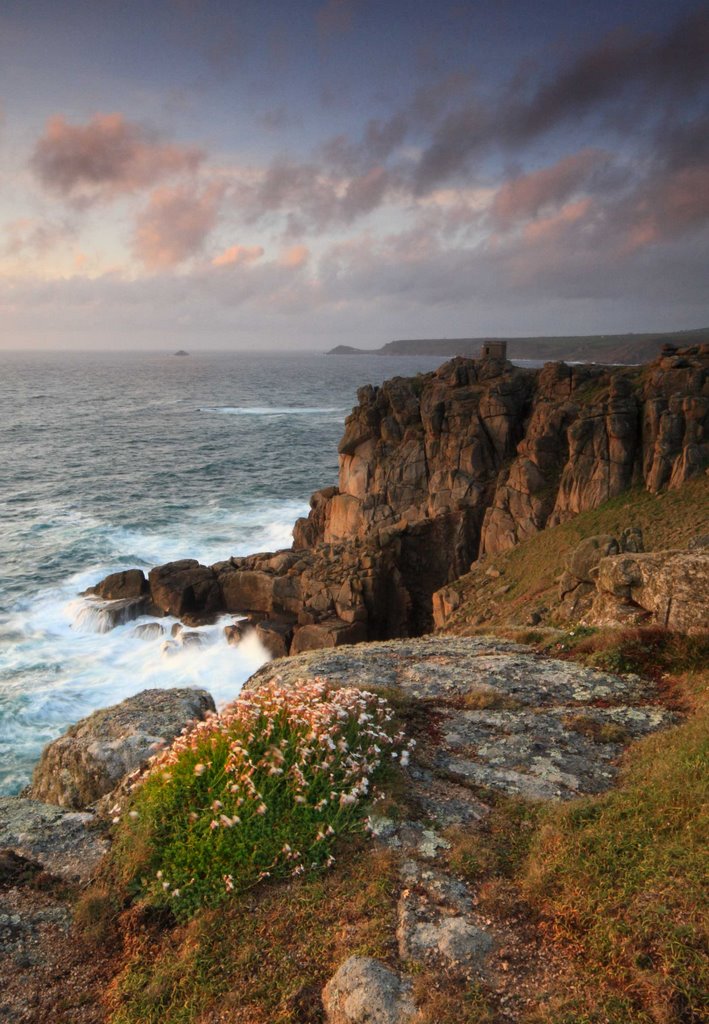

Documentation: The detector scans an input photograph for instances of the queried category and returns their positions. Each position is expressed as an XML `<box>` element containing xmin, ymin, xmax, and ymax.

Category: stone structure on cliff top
<box><xmin>89</xmin><ymin>344</ymin><xmax>708</xmax><ymax>653</ymax></box>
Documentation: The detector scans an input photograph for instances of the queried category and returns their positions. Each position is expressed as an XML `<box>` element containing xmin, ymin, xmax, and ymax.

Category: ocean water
<box><xmin>0</xmin><ymin>350</ymin><xmax>444</xmax><ymax>795</ymax></box>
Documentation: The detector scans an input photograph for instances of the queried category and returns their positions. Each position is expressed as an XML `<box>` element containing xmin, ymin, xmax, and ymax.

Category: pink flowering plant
<box><xmin>115</xmin><ymin>679</ymin><xmax>406</xmax><ymax>920</ymax></box>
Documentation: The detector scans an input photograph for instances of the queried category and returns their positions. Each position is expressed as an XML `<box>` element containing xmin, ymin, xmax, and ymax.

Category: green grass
<box><xmin>444</xmin><ymin>475</ymin><xmax>709</xmax><ymax>632</ymax></box>
<box><xmin>521</xmin><ymin>680</ymin><xmax>708</xmax><ymax>1022</ymax></box>
<box><xmin>109</xmin><ymin>681</ymin><xmax>405</xmax><ymax>920</ymax></box>
<box><xmin>108</xmin><ymin>842</ymin><xmax>399</xmax><ymax>1024</ymax></box>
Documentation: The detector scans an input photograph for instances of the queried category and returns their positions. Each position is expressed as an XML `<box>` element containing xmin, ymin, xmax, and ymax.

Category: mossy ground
<box><xmin>443</xmin><ymin>475</ymin><xmax>708</xmax><ymax>633</ymax></box>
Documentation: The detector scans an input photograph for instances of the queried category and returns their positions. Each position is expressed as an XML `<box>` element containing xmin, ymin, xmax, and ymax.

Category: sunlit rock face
<box><xmin>294</xmin><ymin>345</ymin><xmax>707</xmax><ymax>564</ymax></box>
<box><xmin>90</xmin><ymin>346</ymin><xmax>707</xmax><ymax>652</ymax></box>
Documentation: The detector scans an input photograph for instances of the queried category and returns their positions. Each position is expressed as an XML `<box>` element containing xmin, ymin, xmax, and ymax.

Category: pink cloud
<box><xmin>492</xmin><ymin>149</ymin><xmax>608</xmax><ymax>226</ymax></box>
<box><xmin>212</xmin><ymin>244</ymin><xmax>264</xmax><ymax>267</ymax></box>
<box><xmin>279</xmin><ymin>244</ymin><xmax>310</xmax><ymax>268</ymax></box>
<box><xmin>31</xmin><ymin>113</ymin><xmax>203</xmax><ymax>202</ymax></box>
<box><xmin>622</xmin><ymin>165</ymin><xmax>709</xmax><ymax>253</ymax></box>
<box><xmin>133</xmin><ymin>184</ymin><xmax>222</xmax><ymax>270</ymax></box>
<box><xmin>522</xmin><ymin>198</ymin><xmax>593</xmax><ymax>244</ymax></box>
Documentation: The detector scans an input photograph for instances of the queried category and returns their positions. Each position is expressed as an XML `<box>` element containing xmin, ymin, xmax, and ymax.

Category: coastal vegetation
<box><xmin>109</xmin><ymin>681</ymin><xmax>406</xmax><ymax>921</ymax></box>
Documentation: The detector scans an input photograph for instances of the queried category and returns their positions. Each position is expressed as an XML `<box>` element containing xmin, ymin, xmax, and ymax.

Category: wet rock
<box><xmin>179</xmin><ymin>630</ymin><xmax>205</xmax><ymax>648</ymax></box>
<box><xmin>0</xmin><ymin>799</ymin><xmax>108</xmax><ymax>883</ymax></box>
<box><xmin>148</xmin><ymin>560</ymin><xmax>222</xmax><ymax>618</ymax></box>
<box><xmin>322</xmin><ymin>956</ymin><xmax>417</xmax><ymax>1024</ymax></box>
<box><xmin>75</xmin><ymin>596</ymin><xmax>152</xmax><ymax>633</ymax></box>
<box><xmin>131</xmin><ymin>622</ymin><xmax>165</xmax><ymax>640</ymax></box>
<box><xmin>89</xmin><ymin>569</ymin><xmax>148</xmax><ymax>601</ymax></box>
<box><xmin>27</xmin><ymin>688</ymin><xmax>216</xmax><ymax>810</ymax></box>
<box><xmin>224</xmin><ymin>619</ymin><xmax>251</xmax><ymax>646</ymax></box>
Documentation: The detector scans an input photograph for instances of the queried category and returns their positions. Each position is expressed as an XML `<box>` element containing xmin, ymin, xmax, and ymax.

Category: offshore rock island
<box><xmin>89</xmin><ymin>342</ymin><xmax>709</xmax><ymax>650</ymax></box>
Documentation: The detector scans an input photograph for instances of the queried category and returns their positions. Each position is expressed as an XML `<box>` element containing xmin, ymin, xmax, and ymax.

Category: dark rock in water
<box><xmin>89</xmin><ymin>569</ymin><xmax>148</xmax><ymax>601</ymax></box>
<box><xmin>224</xmin><ymin>619</ymin><xmax>252</xmax><ymax>646</ymax></box>
<box><xmin>76</xmin><ymin>596</ymin><xmax>152</xmax><ymax>633</ymax></box>
<box><xmin>27</xmin><ymin>687</ymin><xmax>216</xmax><ymax>810</ymax></box>
<box><xmin>148</xmin><ymin>559</ymin><xmax>223</xmax><ymax>618</ymax></box>
<box><xmin>0</xmin><ymin>799</ymin><xmax>108</xmax><ymax>883</ymax></box>
<box><xmin>174</xmin><ymin>349</ymin><xmax>189</xmax><ymax>356</ymax></box>
<box><xmin>131</xmin><ymin>622</ymin><xmax>165</xmax><ymax>640</ymax></box>
<box><xmin>255</xmin><ymin>618</ymin><xmax>295</xmax><ymax>658</ymax></box>
<box><xmin>179</xmin><ymin>630</ymin><xmax>205</xmax><ymax>648</ymax></box>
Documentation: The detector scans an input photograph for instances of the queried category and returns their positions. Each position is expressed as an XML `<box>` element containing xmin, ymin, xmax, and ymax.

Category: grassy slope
<box><xmin>442</xmin><ymin>475</ymin><xmax>709</xmax><ymax>633</ymax></box>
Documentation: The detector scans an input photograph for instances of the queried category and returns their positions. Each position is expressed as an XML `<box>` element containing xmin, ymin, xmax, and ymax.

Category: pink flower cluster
<box><xmin>133</xmin><ymin>679</ymin><xmax>409</xmax><ymax>895</ymax></box>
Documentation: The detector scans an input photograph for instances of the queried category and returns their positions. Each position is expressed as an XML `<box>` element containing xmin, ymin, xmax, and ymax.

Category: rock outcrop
<box><xmin>590</xmin><ymin>549</ymin><xmax>709</xmax><ymax>632</ymax></box>
<box><xmin>88</xmin><ymin>345</ymin><xmax>707</xmax><ymax>652</ymax></box>
<box><xmin>0</xmin><ymin>799</ymin><xmax>108</xmax><ymax>883</ymax></box>
<box><xmin>27</xmin><ymin>688</ymin><xmax>216</xmax><ymax>810</ymax></box>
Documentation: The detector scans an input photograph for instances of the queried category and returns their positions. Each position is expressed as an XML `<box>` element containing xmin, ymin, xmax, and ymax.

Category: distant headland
<box><xmin>327</xmin><ymin>326</ymin><xmax>709</xmax><ymax>364</ymax></box>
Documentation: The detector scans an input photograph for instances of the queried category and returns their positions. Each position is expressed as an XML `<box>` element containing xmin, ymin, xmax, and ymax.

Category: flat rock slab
<box><xmin>248</xmin><ymin>635</ymin><xmax>673</xmax><ymax>800</ymax></box>
<box><xmin>0</xmin><ymin>798</ymin><xmax>108</xmax><ymax>883</ymax></box>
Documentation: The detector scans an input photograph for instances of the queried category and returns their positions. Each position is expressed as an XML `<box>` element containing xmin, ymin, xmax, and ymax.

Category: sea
<box><xmin>0</xmin><ymin>350</ymin><xmax>447</xmax><ymax>795</ymax></box>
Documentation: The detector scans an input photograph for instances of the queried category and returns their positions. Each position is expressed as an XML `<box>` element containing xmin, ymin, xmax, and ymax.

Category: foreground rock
<box><xmin>323</xmin><ymin>957</ymin><xmax>418</xmax><ymax>1024</ymax></box>
<box><xmin>27</xmin><ymin>688</ymin><xmax>216</xmax><ymax>810</ymax></box>
<box><xmin>248</xmin><ymin>635</ymin><xmax>673</xmax><ymax>801</ymax></box>
<box><xmin>0</xmin><ymin>799</ymin><xmax>107</xmax><ymax>883</ymax></box>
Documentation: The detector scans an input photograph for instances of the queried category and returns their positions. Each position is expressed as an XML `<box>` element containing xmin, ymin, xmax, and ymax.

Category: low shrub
<box><xmin>112</xmin><ymin>680</ymin><xmax>407</xmax><ymax>920</ymax></box>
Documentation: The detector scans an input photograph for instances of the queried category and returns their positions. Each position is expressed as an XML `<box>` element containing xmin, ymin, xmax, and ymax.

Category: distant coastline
<box><xmin>327</xmin><ymin>326</ymin><xmax>709</xmax><ymax>364</ymax></box>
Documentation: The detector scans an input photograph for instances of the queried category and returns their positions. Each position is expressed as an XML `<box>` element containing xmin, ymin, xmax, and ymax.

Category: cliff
<box><xmin>89</xmin><ymin>344</ymin><xmax>707</xmax><ymax>652</ymax></box>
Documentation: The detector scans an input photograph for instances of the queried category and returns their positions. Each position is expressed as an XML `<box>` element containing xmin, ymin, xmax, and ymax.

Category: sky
<box><xmin>1</xmin><ymin>0</ymin><xmax>708</xmax><ymax>350</ymax></box>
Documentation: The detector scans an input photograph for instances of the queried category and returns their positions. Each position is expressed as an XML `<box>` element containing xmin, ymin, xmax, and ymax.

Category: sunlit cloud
<box><xmin>31</xmin><ymin>113</ymin><xmax>203</xmax><ymax>203</ymax></box>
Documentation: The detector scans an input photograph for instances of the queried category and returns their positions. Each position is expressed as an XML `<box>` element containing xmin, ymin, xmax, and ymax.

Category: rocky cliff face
<box><xmin>296</xmin><ymin>345</ymin><xmax>707</xmax><ymax>563</ymax></box>
<box><xmin>89</xmin><ymin>345</ymin><xmax>707</xmax><ymax>652</ymax></box>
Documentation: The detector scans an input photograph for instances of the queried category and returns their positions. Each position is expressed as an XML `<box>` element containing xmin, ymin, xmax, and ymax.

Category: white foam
<box><xmin>0</xmin><ymin>498</ymin><xmax>312</xmax><ymax>794</ymax></box>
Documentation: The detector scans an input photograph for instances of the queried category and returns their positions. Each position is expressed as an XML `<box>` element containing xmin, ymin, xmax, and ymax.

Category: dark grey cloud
<box><xmin>414</xmin><ymin>6</ymin><xmax>709</xmax><ymax>192</ymax></box>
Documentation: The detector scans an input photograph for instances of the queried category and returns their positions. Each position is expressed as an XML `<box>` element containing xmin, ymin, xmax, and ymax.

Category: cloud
<box><xmin>211</xmin><ymin>244</ymin><xmax>264</xmax><ymax>267</ymax></box>
<box><xmin>3</xmin><ymin>217</ymin><xmax>75</xmax><ymax>257</ymax></box>
<box><xmin>414</xmin><ymin>7</ymin><xmax>709</xmax><ymax>191</ymax></box>
<box><xmin>31</xmin><ymin>113</ymin><xmax>203</xmax><ymax>203</ymax></box>
<box><xmin>279</xmin><ymin>244</ymin><xmax>309</xmax><ymax>268</ymax></box>
<box><xmin>491</xmin><ymin>149</ymin><xmax>610</xmax><ymax>227</ymax></box>
<box><xmin>133</xmin><ymin>184</ymin><xmax>222</xmax><ymax>269</ymax></box>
